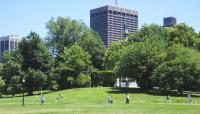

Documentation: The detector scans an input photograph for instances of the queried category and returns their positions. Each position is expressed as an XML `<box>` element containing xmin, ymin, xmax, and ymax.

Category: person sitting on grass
<box><xmin>56</xmin><ymin>92</ymin><xmax>64</xmax><ymax>102</ymax></box>
<box><xmin>110</xmin><ymin>99</ymin><xmax>113</xmax><ymax>104</ymax></box>
<box><xmin>166</xmin><ymin>95</ymin><xmax>171</xmax><ymax>103</ymax></box>
<box><xmin>40</xmin><ymin>94</ymin><xmax>45</xmax><ymax>105</ymax></box>
<box><xmin>59</xmin><ymin>92</ymin><xmax>64</xmax><ymax>98</ymax></box>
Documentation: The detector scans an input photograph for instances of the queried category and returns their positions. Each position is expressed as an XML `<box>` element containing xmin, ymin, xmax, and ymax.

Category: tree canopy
<box><xmin>46</xmin><ymin>17</ymin><xmax>87</xmax><ymax>53</ymax></box>
<box><xmin>78</xmin><ymin>29</ymin><xmax>106</xmax><ymax>70</ymax></box>
<box><xmin>1</xmin><ymin>17</ymin><xmax>200</xmax><ymax>95</ymax></box>
<box><xmin>55</xmin><ymin>43</ymin><xmax>92</xmax><ymax>89</ymax></box>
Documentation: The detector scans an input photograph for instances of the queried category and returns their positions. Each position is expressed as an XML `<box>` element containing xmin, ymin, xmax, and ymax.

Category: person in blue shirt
<box><xmin>108</xmin><ymin>95</ymin><xmax>111</xmax><ymax>104</ymax></box>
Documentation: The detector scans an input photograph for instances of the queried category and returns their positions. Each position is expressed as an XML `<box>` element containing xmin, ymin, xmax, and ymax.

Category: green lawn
<box><xmin>0</xmin><ymin>88</ymin><xmax>200</xmax><ymax>114</ymax></box>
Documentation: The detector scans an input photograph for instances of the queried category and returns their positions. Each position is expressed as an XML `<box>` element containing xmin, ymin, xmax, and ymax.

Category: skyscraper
<box><xmin>90</xmin><ymin>5</ymin><xmax>138</xmax><ymax>47</ymax></box>
<box><xmin>0</xmin><ymin>35</ymin><xmax>21</xmax><ymax>63</ymax></box>
<box><xmin>163</xmin><ymin>17</ymin><xmax>177</xmax><ymax>27</ymax></box>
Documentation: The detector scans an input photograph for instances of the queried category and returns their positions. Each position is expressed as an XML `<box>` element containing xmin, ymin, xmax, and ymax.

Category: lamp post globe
<box><xmin>22</xmin><ymin>78</ymin><xmax>25</xmax><ymax>83</ymax></box>
<box><xmin>22</xmin><ymin>78</ymin><xmax>25</xmax><ymax>106</ymax></box>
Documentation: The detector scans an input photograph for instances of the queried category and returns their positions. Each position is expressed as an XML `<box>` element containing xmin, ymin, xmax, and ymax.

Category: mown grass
<box><xmin>0</xmin><ymin>87</ymin><xmax>200</xmax><ymax>114</ymax></box>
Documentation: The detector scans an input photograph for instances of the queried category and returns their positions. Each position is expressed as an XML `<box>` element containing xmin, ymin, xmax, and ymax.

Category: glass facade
<box><xmin>0</xmin><ymin>37</ymin><xmax>20</xmax><ymax>63</ymax></box>
<box><xmin>5</xmin><ymin>40</ymin><xmax>9</xmax><ymax>50</ymax></box>
<box><xmin>1</xmin><ymin>41</ymin><xmax>4</xmax><ymax>52</ymax></box>
<box><xmin>163</xmin><ymin>17</ymin><xmax>177</xmax><ymax>27</ymax></box>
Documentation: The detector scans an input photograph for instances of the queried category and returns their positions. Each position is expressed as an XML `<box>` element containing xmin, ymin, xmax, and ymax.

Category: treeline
<box><xmin>0</xmin><ymin>17</ymin><xmax>200</xmax><ymax>96</ymax></box>
<box><xmin>111</xmin><ymin>23</ymin><xmax>200</xmax><ymax>94</ymax></box>
<box><xmin>0</xmin><ymin>17</ymin><xmax>110</xmax><ymax>96</ymax></box>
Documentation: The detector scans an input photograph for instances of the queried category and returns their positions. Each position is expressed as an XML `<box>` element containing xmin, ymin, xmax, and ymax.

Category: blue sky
<box><xmin>0</xmin><ymin>0</ymin><xmax>199</xmax><ymax>37</ymax></box>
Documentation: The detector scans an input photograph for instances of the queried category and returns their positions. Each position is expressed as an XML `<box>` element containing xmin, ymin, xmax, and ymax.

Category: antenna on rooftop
<box><xmin>115</xmin><ymin>0</ymin><xmax>118</xmax><ymax>6</ymax></box>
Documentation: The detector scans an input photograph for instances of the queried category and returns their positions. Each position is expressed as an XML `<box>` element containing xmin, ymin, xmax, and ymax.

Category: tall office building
<box><xmin>0</xmin><ymin>35</ymin><xmax>21</xmax><ymax>63</ymax></box>
<box><xmin>163</xmin><ymin>17</ymin><xmax>177</xmax><ymax>27</ymax></box>
<box><xmin>90</xmin><ymin>5</ymin><xmax>138</xmax><ymax>47</ymax></box>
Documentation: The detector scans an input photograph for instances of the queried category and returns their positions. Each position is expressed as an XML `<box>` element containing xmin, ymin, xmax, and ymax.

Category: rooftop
<box><xmin>90</xmin><ymin>5</ymin><xmax>138</xmax><ymax>15</ymax></box>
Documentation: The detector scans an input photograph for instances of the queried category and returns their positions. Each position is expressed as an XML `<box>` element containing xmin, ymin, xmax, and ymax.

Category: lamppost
<box><xmin>125</xmin><ymin>77</ymin><xmax>128</xmax><ymax>88</ymax></box>
<box><xmin>125</xmin><ymin>77</ymin><xmax>129</xmax><ymax>96</ymax></box>
<box><xmin>22</xmin><ymin>78</ymin><xmax>25</xmax><ymax>106</ymax></box>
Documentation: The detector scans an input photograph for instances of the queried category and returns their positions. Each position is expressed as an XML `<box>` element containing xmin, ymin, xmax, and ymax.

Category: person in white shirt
<box><xmin>187</xmin><ymin>94</ymin><xmax>192</xmax><ymax>104</ymax></box>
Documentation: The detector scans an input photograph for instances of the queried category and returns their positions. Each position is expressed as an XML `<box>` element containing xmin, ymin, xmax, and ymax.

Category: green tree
<box><xmin>0</xmin><ymin>77</ymin><xmax>5</xmax><ymax>89</ymax></box>
<box><xmin>0</xmin><ymin>64</ymin><xmax>3</xmax><ymax>88</ymax></box>
<box><xmin>92</xmin><ymin>70</ymin><xmax>115</xmax><ymax>87</ymax></box>
<box><xmin>128</xmin><ymin>24</ymin><xmax>166</xmax><ymax>43</ymax></box>
<box><xmin>109</xmin><ymin>23</ymin><xmax>200</xmax><ymax>91</ymax></box>
<box><xmin>76</xmin><ymin>73</ymin><xmax>91</xmax><ymax>87</ymax></box>
<box><xmin>56</xmin><ymin>43</ymin><xmax>92</xmax><ymax>89</ymax></box>
<box><xmin>152</xmin><ymin>45</ymin><xmax>200</xmax><ymax>94</ymax></box>
<box><xmin>115</xmin><ymin>38</ymin><xmax>167</xmax><ymax>89</ymax></box>
<box><xmin>199</xmin><ymin>31</ymin><xmax>200</xmax><ymax>37</ymax></box>
<box><xmin>0</xmin><ymin>77</ymin><xmax>5</xmax><ymax>95</ymax></box>
<box><xmin>104</xmin><ymin>40</ymin><xmax>128</xmax><ymax>70</ymax></box>
<box><xmin>67</xmin><ymin>76</ymin><xmax>75</xmax><ymax>88</ymax></box>
<box><xmin>194</xmin><ymin>38</ymin><xmax>200</xmax><ymax>51</ymax></box>
<box><xmin>78</xmin><ymin>29</ymin><xmax>106</xmax><ymax>70</ymax></box>
<box><xmin>19</xmin><ymin>32</ymin><xmax>52</xmax><ymax>95</ymax></box>
<box><xmin>0</xmin><ymin>63</ymin><xmax>2</xmax><ymax>72</ymax></box>
<box><xmin>1</xmin><ymin>50</ymin><xmax>23</xmax><ymax>96</ymax></box>
<box><xmin>102</xmin><ymin>40</ymin><xmax>128</xmax><ymax>87</ymax></box>
<box><xmin>25</xmin><ymin>68</ymin><xmax>47</xmax><ymax>95</ymax></box>
<box><xmin>46</xmin><ymin>17</ymin><xmax>87</xmax><ymax>53</ymax></box>
<box><xmin>166</xmin><ymin>23</ymin><xmax>199</xmax><ymax>47</ymax></box>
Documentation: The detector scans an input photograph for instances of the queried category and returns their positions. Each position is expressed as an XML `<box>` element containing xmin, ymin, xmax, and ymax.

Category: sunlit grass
<box><xmin>0</xmin><ymin>87</ymin><xmax>200</xmax><ymax>114</ymax></box>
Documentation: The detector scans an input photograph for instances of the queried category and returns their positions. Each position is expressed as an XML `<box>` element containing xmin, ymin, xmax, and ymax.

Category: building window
<box><xmin>134</xmin><ymin>15</ymin><xmax>138</xmax><ymax>18</ymax></box>
<box><xmin>91</xmin><ymin>14</ymin><xmax>95</xmax><ymax>17</ymax></box>
<box><xmin>130</xmin><ymin>14</ymin><xmax>134</xmax><ymax>17</ymax></box>
<box><xmin>1</xmin><ymin>41</ymin><xmax>4</xmax><ymax>52</ymax></box>
<box><xmin>113</xmin><ymin>11</ymin><xmax>117</xmax><ymax>15</ymax></box>
<box><xmin>15</xmin><ymin>41</ymin><xmax>18</xmax><ymax>49</ymax></box>
<box><xmin>10</xmin><ymin>41</ymin><xmax>14</xmax><ymax>50</ymax></box>
<box><xmin>126</xmin><ymin>14</ymin><xmax>129</xmax><ymax>17</ymax></box>
<box><xmin>5</xmin><ymin>40</ymin><xmax>9</xmax><ymax>50</ymax></box>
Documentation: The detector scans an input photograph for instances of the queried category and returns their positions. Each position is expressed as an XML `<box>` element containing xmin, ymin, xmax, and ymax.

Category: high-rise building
<box><xmin>90</xmin><ymin>5</ymin><xmax>138</xmax><ymax>47</ymax></box>
<box><xmin>163</xmin><ymin>17</ymin><xmax>177</xmax><ymax>27</ymax></box>
<box><xmin>0</xmin><ymin>35</ymin><xmax>21</xmax><ymax>63</ymax></box>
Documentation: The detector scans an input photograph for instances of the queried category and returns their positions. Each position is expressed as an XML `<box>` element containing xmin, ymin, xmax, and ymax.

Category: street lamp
<box><xmin>125</xmin><ymin>77</ymin><xmax>128</xmax><ymax>88</ymax></box>
<box><xmin>22</xmin><ymin>78</ymin><xmax>25</xmax><ymax>106</ymax></box>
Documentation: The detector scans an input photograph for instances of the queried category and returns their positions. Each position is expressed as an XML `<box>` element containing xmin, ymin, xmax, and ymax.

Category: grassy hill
<box><xmin>0</xmin><ymin>87</ymin><xmax>200</xmax><ymax>114</ymax></box>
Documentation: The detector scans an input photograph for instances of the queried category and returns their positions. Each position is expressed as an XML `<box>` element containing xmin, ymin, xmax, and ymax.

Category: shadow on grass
<box><xmin>107</xmin><ymin>87</ymin><xmax>200</xmax><ymax>98</ymax></box>
<box><xmin>1</xmin><ymin>87</ymin><xmax>84</xmax><ymax>99</ymax></box>
<box><xmin>0</xmin><ymin>90</ymin><xmax>56</xmax><ymax>99</ymax></box>
<box><xmin>1</xmin><ymin>88</ymin><xmax>82</xmax><ymax>99</ymax></box>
